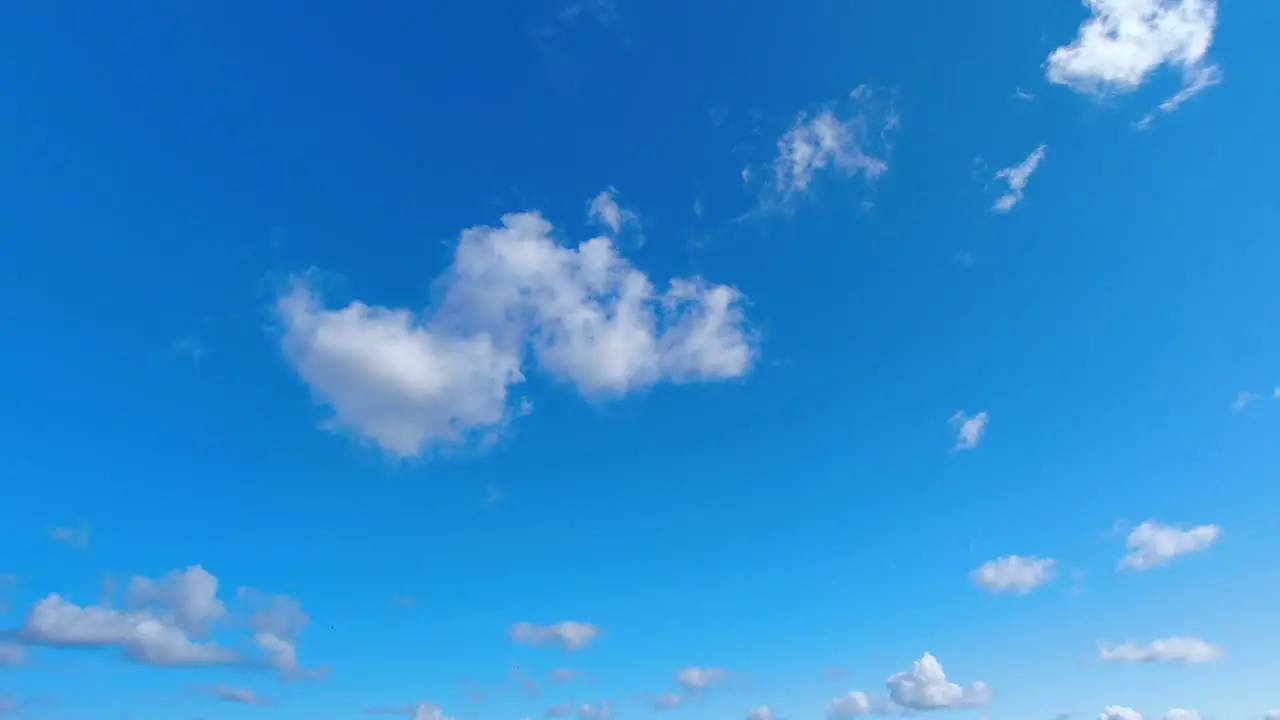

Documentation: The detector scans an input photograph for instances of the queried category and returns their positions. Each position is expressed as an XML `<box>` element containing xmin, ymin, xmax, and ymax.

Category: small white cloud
<box><xmin>1231</xmin><ymin>391</ymin><xmax>1257</xmax><ymax>411</ymax></box>
<box><xmin>1163</xmin><ymin>710</ymin><xmax>1200</xmax><ymax>720</ymax></box>
<box><xmin>971</xmin><ymin>556</ymin><xmax>1057</xmax><ymax>594</ymax></box>
<box><xmin>1100</xmin><ymin>636</ymin><xmax>1223</xmax><ymax>663</ymax></box>
<box><xmin>588</xmin><ymin>187</ymin><xmax>640</xmax><ymax>235</ymax></box>
<box><xmin>676</xmin><ymin>666</ymin><xmax>727</xmax><ymax>693</ymax></box>
<box><xmin>1100</xmin><ymin>707</ymin><xmax>1142</xmax><ymax>720</ymax></box>
<box><xmin>510</xmin><ymin>621</ymin><xmax>601</xmax><ymax>651</ymax></box>
<box><xmin>884</xmin><ymin>653</ymin><xmax>991</xmax><ymax>710</ymax></box>
<box><xmin>826</xmin><ymin>691</ymin><xmax>871</xmax><ymax>718</ymax></box>
<box><xmin>1118</xmin><ymin>520</ymin><xmax>1219</xmax><ymax>571</ymax></box>
<box><xmin>278</xmin><ymin>212</ymin><xmax>756</xmax><ymax>458</ymax></box>
<box><xmin>992</xmin><ymin>145</ymin><xmax>1046</xmax><ymax>213</ymax></box>
<box><xmin>949</xmin><ymin>411</ymin><xmax>989</xmax><ymax>451</ymax></box>
<box><xmin>748</xmin><ymin>707</ymin><xmax>776</xmax><ymax>720</ymax></box>
<box><xmin>1046</xmin><ymin>0</ymin><xmax>1219</xmax><ymax>98</ymax></box>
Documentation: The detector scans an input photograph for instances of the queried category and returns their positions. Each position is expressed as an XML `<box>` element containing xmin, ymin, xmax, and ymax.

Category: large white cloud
<box><xmin>11</xmin><ymin>566</ymin><xmax>320</xmax><ymax>679</ymax></box>
<box><xmin>1047</xmin><ymin>0</ymin><xmax>1218</xmax><ymax>95</ymax></box>
<box><xmin>884</xmin><ymin>653</ymin><xmax>991</xmax><ymax>710</ymax></box>
<box><xmin>1118</xmin><ymin>520</ymin><xmax>1219</xmax><ymax>571</ymax></box>
<box><xmin>1099</xmin><ymin>636</ymin><xmax>1222</xmax><ymax>663</ymax></box>
<box><xmin>279</xmin><ymin>209</ymin><xmax>756</xmax><ymax>457</ymax></box>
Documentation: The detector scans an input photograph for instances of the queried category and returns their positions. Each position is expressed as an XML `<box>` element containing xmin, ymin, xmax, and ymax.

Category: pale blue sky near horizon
<box><xmin>1</xmin><ymin>1</ymin><xmax>1279</xmax><ymax>720</ymax></box>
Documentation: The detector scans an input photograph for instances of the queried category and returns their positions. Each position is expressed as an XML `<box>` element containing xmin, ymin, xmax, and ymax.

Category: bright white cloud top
<box><xmin>1118</xmin><ymin>520</ymin><xmax>1220</xmax><ymax>571</ymax></box>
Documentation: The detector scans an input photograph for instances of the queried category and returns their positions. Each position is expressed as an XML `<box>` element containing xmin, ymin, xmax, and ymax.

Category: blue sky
<box><xmin>2</xmin><ymin>0</ymin><xmax>1280</xmax><ymax>719</ymax></box>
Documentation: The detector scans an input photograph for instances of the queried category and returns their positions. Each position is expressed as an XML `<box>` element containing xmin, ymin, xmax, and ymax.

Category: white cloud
<box><xmin>1100</xmin><ymin>707</ymin><xmax>1142</xmax><ymax>720</ymax></box>
<box><xmin>949</xmin><ymin>411</ymin><xmax>989</xmax><ymax>451</ymax></box>
<box><xmin>1163</xmin><ymin>710</ymin><xmax>1200</xmax><ymax>720</ymax></box>
<box><xmin>749</xmin><ymin>707</ymin><xmax>776</xmax><ymax>720</ymax></box>
<box><xmin>588</xmin><ymin>187</ymin><xmax>639</xmax><ymax>235</ymax></box>
<box><xmin>15</xmin><ymin>594</ymin><xmax>239</xmax><ymax>667</ymax></box>
<box><xmin>1265</xmin><ymin>711</ymin><xmax>1280</xmax><ymax>720</ymax></box>
<box><xmin>0</xmin><ymin>644</ymin><xmax>23</xmax><ymax>666</ymax></box>
<box><xmin>510</xmin><ymin>621</ymin><xmax>601</xmax><ymax>651</ymax></box>
<box><xmin>125</xmin><ymin>565</ymin><xmax>226</xmax><ymax>636</ymax></box>
<box><xmin>884</xmin><ymin>653</ymin><xmax>991</xmax><ymax>710</ymax></box>
<box><xmin>278</xmin><ymin>210</ymin><xmax>755</xmax><ymax>458</ymax></box>
<box><xmin>1118</xmin><ymin>520</ymin><xmax>1220</xmax><ymax>570</ymax></box>
<box><xmin>1231</xmin><ymin>391</ymin><xmax>1257</xmax><ymax>411</ymax></box>
<box><xmin>1099</xmin><ymin>636</ymin><xmax>1223</xmax><ymax>663</ymax></box>
<box><xmin>676</xmin><ymin>666</ymin><xmax>727</xmax><ymax>693</ymax></box>
<box><xmin>13</xmin><ymin>567</ymin><xmax>319</xmax><ymax>679</ymax></box>
<box><xmin>1046</xmin><ymin>0</ymin><xmax>1218</xmax><ymax>95</ymax></box>
<box><xmin>970</xmin><ymin>556</ymin><xmax>1057</xmax><ymax>594</ymax></box>
<box><xmin>826</xmin><ymin>691</ymin><xmax>871</xmax><ymax>718</ymax></box>
<box><xmin>773</xmin><ymin>109</ymin><xmax>888</xmax><ymax>198</ymax></box>
<box><xmin>1135</xmin><ymin>63</ymin><xmax>1221</xmax><ymax>129</ymax></box>
<box><xmin>992</xmin><ymin>145</ymin><xmax>1046</xmax><ymax>213</ymax></box>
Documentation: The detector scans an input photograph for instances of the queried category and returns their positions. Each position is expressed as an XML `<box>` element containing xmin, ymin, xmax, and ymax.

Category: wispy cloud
<box><xmin>949</xmin><ymin>411</ymin><xmax>989</xmax><ymax>451</ymax></box>
<box><xmin>992</xmin><ymin>145</ymin><xmax>1046</xmax><ymax>213</ymax></box>
<box><xmin>48</xmin><ymin>523</ymin><xmax>91</xmax><ymax>550</ymax></box>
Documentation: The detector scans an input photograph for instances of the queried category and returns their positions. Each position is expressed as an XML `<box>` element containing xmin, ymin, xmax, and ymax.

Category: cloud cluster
<box><xmin>1099</xmin><ymin>636</ymin><xmax>1222</xmax><ymax>664</ymax></box>
<box><xmin>278</xmin><ymin>209</ymin><xmax>756</xmax><ymax>458</ymax></box>
<box><xmin>970</xmin><ymin>555</ymin><xmax>1057</xmax><ymax>594</ymax></box>
<box><xmin>825</xmin><ymin>653</ymin><xmax>990</xmax><ymax>717</ymax></box>
<box><xmin>1118</xmin><ymin>520</ymin><xmax>1219</xmax><ymax>571</ymax></box>
<box><xmin>8</xmin><ymin>565</ymin><xmax>321</xmax><ymax>679</ymax></box>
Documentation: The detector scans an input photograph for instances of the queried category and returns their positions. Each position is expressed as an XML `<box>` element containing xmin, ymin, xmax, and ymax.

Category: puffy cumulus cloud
<box><xmin>10</xmin><ymin>566</ymin><xmax>320</xmax><ymax>679</ymax></box>
<box><xmin>825</xmin><ymin>691</ymin><xmax>871</xmax><ymax>718</ymax></box>
<box><xmin>1100</xmin><ymin>707</ymin><xmax>1142</xmax><ymax>720</ymax></box>
<box><xmin>748</xmin><ymin>707</ymin><xmax>776</xmax><ymax>720</ymax></box>
<box><xmin>125</xmin><ymin>565</ymin><xmax>226</xmax><ymax>636</ymax></box>
<box><xmin>970</xmin><ymin>555</ymin><xmax>1057</xmax><ymax>594</ymax></box>
<box><xmin>1099</xmin><ymin>636</ymin><xmax>1222</xmax><ymax>663</ymax></box>
<box><xmin>14</xmin><ymin>594</ymin><xmax>239</xmax><ymax>667</ymax></box>
<box><xmin>1163</xmin><ymin>710</ymin><xmax>1200</xmax><ymax>720</ymax></box>
<box><xmin>510</xmin><ymin>621</ymin><xmax>601</xmax><ymax>651</ymax></box>
<box><xmin>949</xmin><ymin>411</ymin><xmax>989</xmax><ymax>451</ymax></box>
<box><xmin>676</xmin><ymin>666</ymin><xmax>727</xmax><ymax>693</ymax></box>
<box><xmin>1118</xmin><ymin>520</ymin><xmax>1220</xmax><ymax>571</ymax></box>
<box><xmin>884</xmin><ymin>653</ymin><xmax>991</xmax><ymax>711</ymax></box>
<box><xmin>278</xmin><ymin>210</ymin><xmax>756</xmax><ymax>458</ymax></box>
<box><xmin>1047</xmin><ymin>0</ymin><xmax>1218</xmax><ymax>95</ymax></box>
<box><xmin>991</xmin><ymin>145</ymin><xmax>1047</xmax><ymax>213</ymax></box>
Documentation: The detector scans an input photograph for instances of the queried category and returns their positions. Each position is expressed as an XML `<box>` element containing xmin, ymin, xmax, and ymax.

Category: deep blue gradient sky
<box><xmin>2</xmin><ymin>2</ymin><xmax>1279</xmax><ymax>720</ymax></box>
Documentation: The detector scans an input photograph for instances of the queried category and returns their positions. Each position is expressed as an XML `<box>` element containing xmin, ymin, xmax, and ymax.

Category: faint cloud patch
<box><xmin>49</xmin><ymin>523</ymin><xmax>91</xmax><ymax>550</ymax></box>
<box><xmin>510</xmin><ymin>621</ymin><xmax>601</xmax><ymax>651</ymax></box>
<box><xmin>1230</xmin><ymin>390</ymin><xmax>1256</xmax><ymax>411</ymax></box>
<box><xmin>190</xmin><ymin>684</ymin><xmax>272</xmax><ymax>705</ymax></box>
<box><xmin>172</xmin><ymin>335</ymin><xmax>206</xmax><ymax>362</ymax></box>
